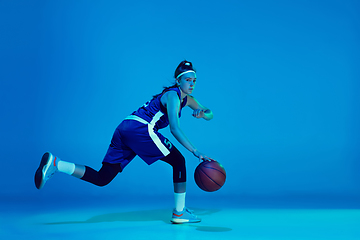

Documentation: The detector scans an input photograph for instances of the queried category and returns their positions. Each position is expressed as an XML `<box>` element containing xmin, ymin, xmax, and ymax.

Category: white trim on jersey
<box><xmin>125</xmin><ymin>115</ymin><xmax>149</xmax><ymax>124</ymax></box>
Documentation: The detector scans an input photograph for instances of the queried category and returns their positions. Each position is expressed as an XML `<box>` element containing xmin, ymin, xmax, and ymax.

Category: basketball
<box><xmin>194</xmin><ymin>160</ymin><xmax>226</xmax><ymax>192</ymax></box>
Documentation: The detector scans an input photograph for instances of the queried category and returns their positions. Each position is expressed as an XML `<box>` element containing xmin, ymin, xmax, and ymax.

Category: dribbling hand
<box><xmin>193</xmin><ymin>149</ymin><xmax>214</xmax><ymax>162</ymax></box>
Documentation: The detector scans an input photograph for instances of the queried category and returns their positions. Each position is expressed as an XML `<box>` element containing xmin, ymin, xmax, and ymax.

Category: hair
<box><xmin>174</xmin><ymin>60</ymin><xmax>196</xmax><ymax>79</ymax></box>
<box><xmin>152</xmin><ymin>60</ymin><xmax>196</xmax><ymax>99</ymax></box>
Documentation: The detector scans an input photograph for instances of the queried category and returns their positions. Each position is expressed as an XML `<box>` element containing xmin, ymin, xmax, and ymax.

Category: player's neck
<box><xmin>178</xmin><ymin>87</ymin><xmax>188</xmax><ymax>100</ymax></box>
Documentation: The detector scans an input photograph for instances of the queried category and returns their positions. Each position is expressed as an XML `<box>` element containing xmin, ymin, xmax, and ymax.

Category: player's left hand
<box><xmin>192</xmin><ymin>109</ymin><xmax>205</xmax><ymax>119</ymax></box>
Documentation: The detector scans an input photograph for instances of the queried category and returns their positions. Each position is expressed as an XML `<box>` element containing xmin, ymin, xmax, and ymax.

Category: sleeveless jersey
<box><xmin>131</xmin><ymin>87</ymin><xmax>187</xmax><ymax>130</ymax></box>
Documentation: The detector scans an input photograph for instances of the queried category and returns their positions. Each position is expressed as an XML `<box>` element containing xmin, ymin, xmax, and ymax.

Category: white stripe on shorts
<box><xmin>148</xmin><ymin>111</ymin><xmax>170</xmax><ymax>156</ymax></box>
<box><xmin>125</xmin><ymin>113</ymin><xmax>170</xmax><ymax>156</ymax></box>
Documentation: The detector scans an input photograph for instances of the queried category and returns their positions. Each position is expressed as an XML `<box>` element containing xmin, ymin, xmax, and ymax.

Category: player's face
<box><xmin>177</xmin><ymin>72</ymin><xmax>196</xmax><ymax>95</ymax></box>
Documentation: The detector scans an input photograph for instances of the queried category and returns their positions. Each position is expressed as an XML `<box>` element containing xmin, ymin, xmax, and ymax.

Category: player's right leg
<box><xmin>34</xmin><ymin>152</ymin><xmax>58</xmax><ymax>189</ymax></box>
<box><xmin>34</xmin><ymin>152</ymin><xmax>122</xmax><ymax>189</ymax></box>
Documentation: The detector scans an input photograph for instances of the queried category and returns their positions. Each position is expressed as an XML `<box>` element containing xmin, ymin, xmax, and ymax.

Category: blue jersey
<box><xmin>102</xmin><ymin>87</ymin><xmax>187</xmax><ymax>169</ymax></box>
<box><xmin>131</xmin><ymin>87</ymin><xmax>187</xmax><ymax>130</ymax></box>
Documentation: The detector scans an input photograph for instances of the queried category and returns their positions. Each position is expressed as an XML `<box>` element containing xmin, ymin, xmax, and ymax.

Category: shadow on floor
<box><xmin>42</xmin><ymin>208</ymin><xmax>232</xmax><ymax>232</ymax></box>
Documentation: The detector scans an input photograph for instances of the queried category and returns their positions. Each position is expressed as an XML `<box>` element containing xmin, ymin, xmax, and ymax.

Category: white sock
<box><xmin>174</xmin><ymin>192</ymin><xmax>186</xmax><ymax>212</ymax></box>
<box><xmin>57</xmin><ymin>160</ymin><xmax>76</xmax><ymax>175</ymax></box>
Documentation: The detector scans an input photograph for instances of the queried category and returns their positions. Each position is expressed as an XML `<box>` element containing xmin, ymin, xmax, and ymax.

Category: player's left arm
<box><xmin>186</xmin><ymin>95</ymin><xmax>213</xmax><ymax>121</ymax></box>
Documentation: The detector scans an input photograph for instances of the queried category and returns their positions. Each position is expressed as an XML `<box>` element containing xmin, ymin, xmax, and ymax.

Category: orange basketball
<box><xmin>194</xmin><ymin>160</ymin><xmax>226</xmax><ymax>192</ymax></box>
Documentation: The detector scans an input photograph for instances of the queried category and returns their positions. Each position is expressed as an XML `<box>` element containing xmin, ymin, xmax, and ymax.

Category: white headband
<box><xmin>176</xmin><ymin>70</ymin><xmax>196</xmax><ymax>79</ymax></box>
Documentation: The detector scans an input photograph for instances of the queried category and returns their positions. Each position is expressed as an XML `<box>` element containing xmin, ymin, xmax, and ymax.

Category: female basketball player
<box><xmin>35</xmin><ymin>60</ymin><xmax>213</xmax><ymax>224</ymax></box>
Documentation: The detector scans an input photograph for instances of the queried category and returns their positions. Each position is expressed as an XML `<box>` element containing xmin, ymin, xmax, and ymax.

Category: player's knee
<box><xmin>95</xmin><ymin>180</ymin><xmax>111</xmax><ymax>187</ymax></box>
<box><xmin>177</xmin><ymin>153</ymin><xmax>185</xmax><ymax>166</ymax></box>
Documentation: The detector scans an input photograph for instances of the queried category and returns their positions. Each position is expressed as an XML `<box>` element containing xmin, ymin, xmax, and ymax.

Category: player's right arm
<box><xmin>164</xmin><ymin>91</ymin><xmax>208</xmax><ymax>161</ymax></box>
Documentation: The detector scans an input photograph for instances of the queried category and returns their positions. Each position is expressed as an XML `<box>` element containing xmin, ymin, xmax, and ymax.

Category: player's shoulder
<box><xmin>160</xmin><ymin>89</ymin><xmax>179</xmax><ymax>107</ymax></box>
<box><xmin>186</xmin><ymin>94</ymin><xmax>196</xmax><ymax>103</ymax></box>
<box><xmin>163</xmin><ymin>89</ymin><xmax>180</xmax><ymax>99</ymax></box>
<box><xmin>187</xmin><ymin>94</ymin><xmax>195</xmax><ymax>100</ymax></box>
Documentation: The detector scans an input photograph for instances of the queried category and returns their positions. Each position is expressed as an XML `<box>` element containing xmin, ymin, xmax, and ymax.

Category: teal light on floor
<box><xmin>2</xmin><ymin>198</ymin><xmax>360</xmax><ymax>240</ymax></box>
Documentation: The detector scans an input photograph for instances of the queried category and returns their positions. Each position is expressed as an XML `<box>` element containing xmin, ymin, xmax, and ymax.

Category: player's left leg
<box><xmin>160</xmin><ymin>147</ymin><xmax>201</xmax><ymax>223</ymax></box>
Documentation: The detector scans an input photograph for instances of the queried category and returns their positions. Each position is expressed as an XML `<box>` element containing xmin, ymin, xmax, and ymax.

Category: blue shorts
<box><xmin>102</xmin><ymin>117</ymin><xmax>173</xmax><ymax>170</ymax></box>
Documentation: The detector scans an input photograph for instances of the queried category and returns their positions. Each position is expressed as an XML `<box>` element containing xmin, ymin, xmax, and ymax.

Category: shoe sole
<box><xmin>34</xmin><ymin>152</ymin><xmax>52</xmax><ymax>189</ymax></box>
<box><xmin>171</xmin><ymin>218</ymin><xmax>201</xmax><ymax>224</ymax></box>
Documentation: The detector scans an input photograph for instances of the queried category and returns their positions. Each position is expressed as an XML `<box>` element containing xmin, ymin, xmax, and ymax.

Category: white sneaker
<box><xmin>171</xmin><ymin>208</ymin><xmax>201</xmax><ymax>224</ymax></box>
<box><xmin>34</xmin><ymin>152</ymin><xmax>58</xmax><ymax>189</ymax></box>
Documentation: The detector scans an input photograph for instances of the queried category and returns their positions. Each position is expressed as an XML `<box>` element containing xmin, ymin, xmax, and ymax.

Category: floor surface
<box><xmin>1</xmin><ymin>196</ymin><xmax>360</xmax><ymax>240</ymax></box>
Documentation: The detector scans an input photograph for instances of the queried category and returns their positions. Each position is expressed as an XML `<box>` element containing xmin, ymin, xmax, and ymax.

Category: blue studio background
<box><xmin>1</xmin><ymin>0</ymin><xmax>359</xmax><ymax>204</ymax></box>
